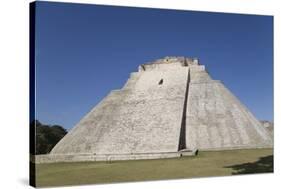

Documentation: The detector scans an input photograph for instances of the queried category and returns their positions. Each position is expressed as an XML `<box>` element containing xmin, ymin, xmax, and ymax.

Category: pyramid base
<box><xmin>32</xmin><ymin>150</ymin><xmax>197</xmax><ymax>164</ymax></box>
<box><xmin>33</xmin><ymin>145</ymin><xmax>273</xmax><ymax>164</ymax></box>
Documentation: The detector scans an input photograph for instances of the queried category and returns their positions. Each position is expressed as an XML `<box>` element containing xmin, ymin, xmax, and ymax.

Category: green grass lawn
<box><xmin>35</xmin><ymin>148</ymin><xmax>273</xmax><ymax>187</ymax></box>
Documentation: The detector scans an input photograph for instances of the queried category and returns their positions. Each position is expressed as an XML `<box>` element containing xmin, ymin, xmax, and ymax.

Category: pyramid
<box><xmin>43</xmin><ymin>57</ymin><xmax>272</xmax><ymax>162</ymax></box>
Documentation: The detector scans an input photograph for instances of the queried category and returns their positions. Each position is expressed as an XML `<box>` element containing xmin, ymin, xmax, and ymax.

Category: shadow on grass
<box><xmin>225</xmin><ymin>155</ymin><xmax>273</xmax><ymax>175</ymax></box>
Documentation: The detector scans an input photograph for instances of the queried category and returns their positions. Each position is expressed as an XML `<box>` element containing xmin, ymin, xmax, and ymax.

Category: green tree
<box><xmin>34</xmin><ymin>120</ymin><xmax>67</xmax><ymax>154</ymax></box>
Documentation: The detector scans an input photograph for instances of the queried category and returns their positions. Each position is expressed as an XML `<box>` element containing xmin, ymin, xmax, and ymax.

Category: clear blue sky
<box><xmin>35</xmin><ymin>1</ymin><xmax>273</xmax><ymax>130</ymax></box>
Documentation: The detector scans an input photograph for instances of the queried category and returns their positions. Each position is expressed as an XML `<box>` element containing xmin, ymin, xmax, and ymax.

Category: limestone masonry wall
<box><xmin>51</xmin><ymin>59</ymin><xmax>189</xmax><ymax>155</ymax></box>
<box><xmin>44</xmin><ymin>57</ymin><xmax>273</xmax><ymax>163</ymax></box>
<box><xmin>186</xmin><ymin>65</ymin><xmax>272</xmax><ymax>150</ymax></box>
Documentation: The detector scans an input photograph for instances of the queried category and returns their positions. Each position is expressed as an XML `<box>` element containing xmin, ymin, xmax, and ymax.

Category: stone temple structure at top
<box><xmin>41</xmin><ymin>57</ymin><xmax>273</xmax><ymax>162</ymax></box>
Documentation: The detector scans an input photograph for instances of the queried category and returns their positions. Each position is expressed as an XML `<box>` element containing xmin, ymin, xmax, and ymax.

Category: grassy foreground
<box><xmin>35</xmin><ymin>149</ymin><xmax>273</xmax><ymax>187</ymax></box>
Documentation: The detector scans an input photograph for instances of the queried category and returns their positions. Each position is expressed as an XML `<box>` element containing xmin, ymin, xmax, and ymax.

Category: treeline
<box><xmin>33</xmin><ymin>120</ymin><xmax>67</xmax><ymax>154</ymax></box>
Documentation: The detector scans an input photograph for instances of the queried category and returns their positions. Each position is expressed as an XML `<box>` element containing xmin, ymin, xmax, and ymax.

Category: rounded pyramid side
<box><xmin>185</xmin><ymin>65</ymin><xmax>273</xmax><ymax>150</ymax></box>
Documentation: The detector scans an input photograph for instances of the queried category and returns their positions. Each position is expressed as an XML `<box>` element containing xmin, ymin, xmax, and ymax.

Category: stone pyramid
<box><xmin>47</xmin><ymin>57</ymin><xmax>272</xmax><ymax>162</ymax></box>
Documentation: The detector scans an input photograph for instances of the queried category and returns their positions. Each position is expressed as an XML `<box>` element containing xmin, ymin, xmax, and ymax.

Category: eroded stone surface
<box><xmin>47</xmin><ymin>57</ymin><xmax>273</xmax><ymax>163</ymax></box>
<box><xmin>186</xmin><ymin>66</ymin><xmax>272</xmax><ymax>150</ymax></box>
<box><xmin>51</xmin><ymin>58</ymin><xmax>190</xmax><ymax>155</ymax></box>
